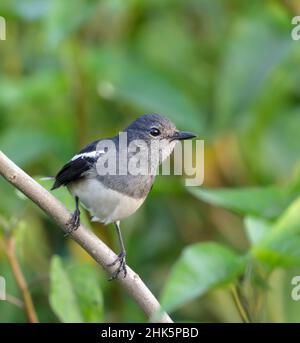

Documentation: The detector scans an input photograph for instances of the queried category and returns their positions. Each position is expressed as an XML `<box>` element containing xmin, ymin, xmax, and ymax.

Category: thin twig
<box><xmin>230</xmin><ymin>284</ymin><xmax>250</xmax><ymax>323</ymax></box>
<box><xmin>0</xmin><ymin>151</ymin><xmax>173</xmax><ymax>323</ymax></box>
<box><xmin>6</xmin><ymin>294</ymin><xmax>24</xmax><ymax>309</ymax></box>
<box><xmin>5</xmin><ymin>236</ymin><xmax>39</xmax><ymax>323</ymax></box>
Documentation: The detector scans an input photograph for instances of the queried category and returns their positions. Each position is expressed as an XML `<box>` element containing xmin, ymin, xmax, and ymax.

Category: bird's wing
<box><xmin>51</xmin><ymin>140</ymin><xmax>104</xmax><ymax>190</ymax></box>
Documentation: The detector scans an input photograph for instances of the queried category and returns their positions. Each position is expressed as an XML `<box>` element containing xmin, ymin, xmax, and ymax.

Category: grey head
<box><xmin>124</xmin><ymin>113</ymin><xmax>196</xmax><ymax>143</ymax></box>
<box><xmin>123</xmin><ymin>113</ymin><xmax>197</xmax><ymax>164</ymax></box>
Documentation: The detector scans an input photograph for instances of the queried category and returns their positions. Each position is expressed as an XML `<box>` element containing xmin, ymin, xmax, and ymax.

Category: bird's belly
<box><xmin>68</xmin><ymin>178</ymin><xmax>145</xmax><ymax>224</ymax></box>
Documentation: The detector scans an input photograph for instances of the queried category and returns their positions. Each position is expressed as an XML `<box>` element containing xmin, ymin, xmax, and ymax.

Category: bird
<box><xmin>51</xmin><ymin>113</ymin><xmax>196</xmax><ymax>280</ymax></box>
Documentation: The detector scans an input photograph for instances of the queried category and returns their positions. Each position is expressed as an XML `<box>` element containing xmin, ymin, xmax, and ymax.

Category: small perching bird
<box><xmin>52</xmin><ymin>113</ymin><xmax>196</xmax><ymax>279</ymax></box>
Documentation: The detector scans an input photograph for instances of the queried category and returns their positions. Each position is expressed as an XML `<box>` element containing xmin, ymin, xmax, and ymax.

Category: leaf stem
<box><xmin>5</xmin><ymin>236</ymin><xmax>39</xmax><ymax>323</ymax></box>
<box><xmin>231</xmin><ymin>284</ymin><xmax>251</xmax><ymax>323</ymax></box>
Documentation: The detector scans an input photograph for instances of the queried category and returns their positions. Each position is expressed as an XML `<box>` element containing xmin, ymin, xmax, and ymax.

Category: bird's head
<box><xmin>124</xmin><ymin>113</ymin><xmax>197</xmax><ymax>162</ymax></box>
<box><xmin>125</xmin><ymin>113</ymin><xmax>196</xmax><ymax>142</ymax></box>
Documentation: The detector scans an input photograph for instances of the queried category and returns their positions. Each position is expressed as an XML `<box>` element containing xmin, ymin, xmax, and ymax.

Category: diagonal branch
<box><xmin>0</xmin><ymin>151</ymin><xmax>173</xmax><ymax>323</ymax></box>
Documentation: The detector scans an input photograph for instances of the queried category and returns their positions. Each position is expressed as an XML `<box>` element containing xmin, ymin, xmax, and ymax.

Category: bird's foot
<box><xmin>65</xmin><ymin>209</ymin><xmax>80</xmax><ymax>237</ymax></box>
<box><xmin>108</xmin><ymin>251</ymin><xmax>127</xmax><ymax>280</ymax></box>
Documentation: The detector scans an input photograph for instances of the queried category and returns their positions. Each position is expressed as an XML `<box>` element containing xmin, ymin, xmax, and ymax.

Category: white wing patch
<box><xmin>71</xmin><ymin>150</ymin><xmax>104</xmax><ymax>161</ymax></box>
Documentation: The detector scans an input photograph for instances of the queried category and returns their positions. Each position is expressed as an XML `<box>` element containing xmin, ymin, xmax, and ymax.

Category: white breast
<box><xmin>68</xmin><ymin>179</ymin><xmax>145</xmax><ymax>225</ymax></box>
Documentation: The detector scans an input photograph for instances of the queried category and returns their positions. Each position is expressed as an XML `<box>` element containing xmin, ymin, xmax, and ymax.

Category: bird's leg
<box><xmin>65</xmin><ymin>196</ymin><xmax>80</xmax><ymax>236</ymax></box>
<box><xmin>108</xmin><ymin>221</ymin><xmax>127</xmax><ymax>280</ymax></box>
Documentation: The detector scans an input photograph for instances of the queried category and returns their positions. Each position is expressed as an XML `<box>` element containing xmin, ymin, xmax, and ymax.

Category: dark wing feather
<box><xmin>51</xmin><ymin>140</ymin><xmax>100</xmax><ymax>190</ymax></box>
<box><xmin>51</xmin><ymin>158</ymin><xmax>92</xmax><ymax>190</ymax></box>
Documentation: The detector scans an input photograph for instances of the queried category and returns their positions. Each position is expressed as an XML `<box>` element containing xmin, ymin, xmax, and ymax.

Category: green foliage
<box><xmin>49</xmin><ymin>256</ymin><xmax>83</xmax><ymax>323</ymax></box>
<box><xmin>45</xmin><ymin>0</ymin><xmax>99</xmax><ymax>47</ymax></box>
<box><xmin>161</xmin><ymin>243</ymin><xmax>246</xmax><ymax>312</ymax></box>
<box><xmin>0</xmin><ymin>128</ymin><xmax>56</xmax><ymax>167</ymax></box>
<box><xmin>189</xmin><ymin>186</ymin><xmax>292</xmax><ymax>219</ymax></box>
<box><xmin>244</xmin><ymin>217</ymin><xmax>271</xmax><ymax>245</ymax></box>
<box><xmin>49</xmin><ymin>256</ymin><xmax>103</xmax><ymax>323</ymax></box>
<box><xmin>68</xmin><ymin>264</ymin><xmax>103</xmax><ymax>323</ymax></box>
<box><xmin>161</xmin><ymin>188</ymin><xmax>300</xmax><ymax>316</ymax></box>
<box><xmin>94</xmin><ymin>54</ymin><xmax>204</xmax><ymax>133</ymax></box>
<box><xmin>216</xmin><ymin>14</ymin><xmax>293</xmax><ymax>129</ymax></box>
<box><xmin>252</xmin><ymin>197</ymin><xmax>300</xmax><ymax>268</ymax></box>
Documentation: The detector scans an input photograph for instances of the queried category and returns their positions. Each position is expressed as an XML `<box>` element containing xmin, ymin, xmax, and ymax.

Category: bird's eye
<box><xmin>150</xmin><ymin>127</ymin><xmax>161</xmax><ymax>137</ymax></box>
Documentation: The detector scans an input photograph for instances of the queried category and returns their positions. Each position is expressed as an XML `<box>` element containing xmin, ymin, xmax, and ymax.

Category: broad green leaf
<box><xmin>49</xmin><ymin>257</ymin><xmax>103</xmax><ymax>323</ymax></box>
<box><xmin>244</xmin><ymin>216</ymin><xmax>271</xmax><ymax>245</ymax></box>
<box><xmin>189</xmin><ymin>186</ymin><xmax>291</xmax><ymax>219</ymax></box>
<box><xmin>89</xmin><ymin>48</ymin><xmax>204</xmax><ymax>133</ymax></box>
<box><xmin>115</xmin><ymin>63</ymin><xmax>203</xmax><ymax>133</ymax></box>
<box><xmin>68</xmin><ymin>265</ymin><xmax>103</xmax><ymax>323</ymax></box>
<box><xmin>216</xmin><ymin>15</ymin><xmax>293</xmax><ymax>129</ymax></box>
<box><xmin>45</xmin><ymin>0</ymin><xmax>98</xmax><ymax>47</ymax></box>
<box><xmin>252</xmin><ymin>197</ymin><xmax>300</xmax><ymax>268</ymax></box>
<box><xmin>160</xmin><ymin>242</ymin><xmax>246</xmax><ymax>312</ymax></box>
<box><xmin>0</xmin><ymin>128</ymin><xmax>56</xmax><ymax>167</ymax></box>
<box><xmin>49</xmin><ymin>256</ymin><xmax>83</xmax><ymax>323</ymax></box>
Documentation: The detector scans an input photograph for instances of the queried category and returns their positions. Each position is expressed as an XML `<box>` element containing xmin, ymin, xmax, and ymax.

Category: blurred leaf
<box><xmin>45</xmin><ymin>0</ymin><xmax>98</xmax><ymax>47</ymax></box>
<box><xmin>246</xmin><ymin>108</ymin><xmax>300</xmax><ymax>181</ymax></box>
<box><xmin>15</xmin><ymin>219</ymin><xmax>50</xmax><ymax>272</ymax></box>
<box><xmin>0</xmin><ymin>73</ymin><xmax>67</xmax><ymax>108</ymax></box>
<box><xmin>276</xmin><ymin>268</ymin><xmax>300</xmax><ymax>323</ymax></box>
<box><xmin>68</xmin><ymin>265</ymin><xmax>103</xmax><ymax>323</ymax></box>
<box><xmin>252</xmin><ymin>197</ymin><xmax>300</xmax><ymax>268</ymax></box>
<box><xmin>239</xmin><ymin>92</ymin><xmax>300</xmax><ymax>183</ymax></box>
<box><xmin>160</xmin><ymin>242</ymin><xmax>246</xmax><ymax>312</ymax></box>
<box><xmin>216</xmin><ymin>15</ymin><xmax>293</xmax><ymax>129</ymax></box>
<box><xmin>14</xmin><ymin>0</ymin><xmax>50</xmax><ymax>20</ymax></box>
<box><xmin>244</xmin><ymin>216</ymin><xmax>271</xmax><ymax>245</ymax></box>
<box><xmin>49</xmin><ymin>256</ymin><xmax>103</xmax><ymax>323</ymax></box>
<box><xmin>189</xmin><ymin>186</ymin><xmax>291</xmax><ymax>219</ymax></box>
<box><xmin>0</xmin><ymin>0</ymin><xmax>49</xmax><ymax>20</ymax></box>
<box><xmin>49</xmin><ymin>256</ymin><xmax>83</xmax><ymax>323</ymax></box>
<box><xmin>0</xmin><ymin>127</ymin><xmax>56</xmax><ymax>167</ymax></box>
<box><xmin>117</xmin><ymin>67</ymin><xmax>203</xmax><ymax>132</ymax></box>
<box><xmin>91</xmin><ymin>49</ymin><xmax>204</xmax><ymax>133</ymax></box>
<box><xmin>0</xmin><ymin>180</ymin><xmax>26</xmax><ymax>216</ymax></box>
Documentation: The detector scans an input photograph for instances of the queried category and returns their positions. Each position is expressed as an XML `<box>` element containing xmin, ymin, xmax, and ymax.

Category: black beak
<box><xmin>171</xmin><ymin>131</ymin><xmax>197</xmax><ymax>141</ymax></box>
